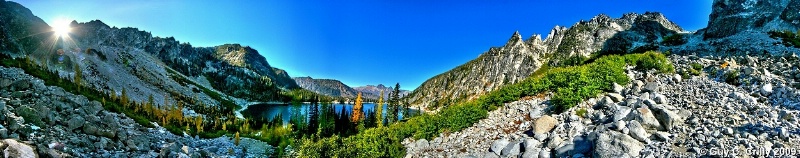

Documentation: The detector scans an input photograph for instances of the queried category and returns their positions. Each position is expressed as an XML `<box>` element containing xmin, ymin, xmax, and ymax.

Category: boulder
<box><xmin>631</xmin><ymin>107</ymin><xmax>663</xmax><ymax>130</ymax></box>
<box><xmin>3</xmin><ymin>139</ymin><xmax>37</xmax><ymax>158</ymax></box>
<box><xmin>643</xmin><ymin>82</ymin><xmax>659</xmax><ymax>92</ymax></box>
<box><xmin>521</xmin><ymin>148</ymin><xmax>540</xmax><ymax>158</ymax></box>
<box><xmin>532</xmin><ymin>115</ymin><xmax>558</xmax><ymax>134</ymax></box>
<box><xmin>613</xmin><ymin>106</ymin><xmax>632</xmax><ymax>121</ymax></box>
<box><xmin>672</xmin><ymin>74</ymin><xmax>682</xmax><ymax>82</ymax></box>
<box><xmin>612</xmin><ymin>83</ymin><xmax>624</xmax><ymax>93</ymax></box>
<box><xmin>607</xmin><ymin>93</ymin><xmax>624</xmax><ymax>102</ymax></box>
<box><xmin>67</xmin><ymin>117</ymin><xmax>85</xmax><ymax>131</ymax></box>
<box><xmin>593</xmin><ymin>131</ymin><xmax>644</xmax><ymax>157</ymax></box>
<box><xmin>500</xmin><ymin>141</ymin><xmax>521</xmax><ymax>157</ymax></box>
<box><xmin>522</xmin><ymin>138</ymin><xmax>541</xmax><ymax>150</ymax></box>
<box><xmin>415</xmin><ymin>139</ymin><xmax>429</xmax><ymax>149</ymax></box>
<box><xmin>651</xmin><ymin>106</ymin><xmax>683</xmax><ymax>131</ymax></box>
<box><xmin>653</xmin><ymin>94</ymin><xmax>667</xmax><ymax>104</ymax></box>
<box><xmin>490</xmin><ymin>139</ymin><xmax>509</xmax><ymax>155</ymax></box>
<box><xmin>761</xmin><ymin>83</ymin><xmax>773</xmax><ymax>96</ymax></box>
<box><xmin>627</xmin><ymin>120</ymin><xmax>650</xmax><ymax>143</ymax></box>
<box><xmin>554</xmin><ymin>136</ymin><xmax>592</xmax><ymax>157</ymax></box>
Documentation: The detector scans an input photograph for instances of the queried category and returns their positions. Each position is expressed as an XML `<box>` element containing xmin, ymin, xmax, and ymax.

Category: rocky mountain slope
<box><xmin>407</xmin><ymin>12</ymin><xmax>684</xmax><ymax>111</ymax></box>
<box><xmin>0</xmin><ymin>1</ymin><xmax>293</xmax><ymax>157</ymax></box>
<box><xmin>294</xmin><ymin>77</ymin><xmax>359</xmax><ymax>99</ymax></box>
<box><xmin>404</xmin><ymin>0</ymin><xmax>800</xmax><ymax>157</ymax></box>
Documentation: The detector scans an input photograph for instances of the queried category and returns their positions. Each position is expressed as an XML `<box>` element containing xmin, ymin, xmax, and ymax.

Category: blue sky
<box><xmin>17</xmin><ymin>0</ymin><xmax>712</xmax><ymax>90</ymax></box>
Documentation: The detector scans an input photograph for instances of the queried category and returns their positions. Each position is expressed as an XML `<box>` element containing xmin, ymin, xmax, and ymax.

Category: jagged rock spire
<box><xmin>505</xmin><ymin>31</ymin><xmax>524</xmax><ymax>47</ymax></box>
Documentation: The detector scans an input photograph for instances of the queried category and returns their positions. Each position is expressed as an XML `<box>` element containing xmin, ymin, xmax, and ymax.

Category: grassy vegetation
<box><xmin>297</xmin><ymin>51</ymin><xmax>674</xmax><ymax>157</ymax></box>
<box><xmin>768</xmin><ymin>30</ymin><xmax>800</xmax><ymax>48</ymax></box>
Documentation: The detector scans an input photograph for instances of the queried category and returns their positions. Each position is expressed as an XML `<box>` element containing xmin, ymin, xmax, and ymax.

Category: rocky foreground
<box><xmin>404</xmin><ymin>54</ymin><xmax>800</xmax><ymax>157</ymax></box>
<box><xmin>0</xmin><ymin>66</ymin><xmax>272</xmax><ymax>157</ymax></box>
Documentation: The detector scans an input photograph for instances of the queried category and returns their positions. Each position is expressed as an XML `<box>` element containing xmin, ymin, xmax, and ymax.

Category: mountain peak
<box><xmin>504</xmin><ymin>31</ymin><xmax>524</xmax><ymax>47</ymax></box>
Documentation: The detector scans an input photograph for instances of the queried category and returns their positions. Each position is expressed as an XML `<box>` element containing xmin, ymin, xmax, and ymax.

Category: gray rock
<box><xmin>607</xmin><ymin>93</ymin><xmax>624</xmax><ymax>102</ymax></box>
<box><xmin>651</xmin><ymin>106</ymin><xmax>682</xmax><ymax>131</ymax></box>
<box><xmin>627</xmin><ymin>120</ymin><xmax>649</xmax><ymax>143</ymax></box>
<box><xmin>8</xmin><ymin>115</ymin><xmax>24</xmax><ymax>131</ymax></box>
<box><xmin>643</xmin><ymin>82</ymin><xmax>659</xmax><ymax>92</ymax></box>
<box><xmin>761</xmin><ymin>83</ymin><xmax>773</xmax><ymax>96</ymax></box>
<box><xmin>0</xmin><ymin>78</ymin><xmax>12</xmax><ymax>88</ymax></box>
<box><xmin>673</xmin><ymin>74</ymin><xmax>682</xmax><ymax>82</ymax></box>
<box><xmin>593</xmin><ymin>131</ymin><xmax>644</xmax><ymax>157</ymax></box>
<box><xmin>539</xmin><ymin>148</ymin><xmax>551</xmax><ymax>158</ymax></box>
<box><xmin>67</xmin><ymin>117</ymin><xmax>85</xmax><ymax>131</ymax></box>
<box><xmin>546</xmin><ymin>135</ymin><xmax>563</xmax><ymax>149</ymax></box>
<box><xmin>653</xmin><ymin>94</ymin><xmax>667</xmax><ymax>104</ymax></box>
<box><xmin>522</xmin><ymin>147</ymin><xmax>540</xmax><ymax>158</ymax></box>
<box><xmin>534</xmin><ymin>133</ymin><xmax>548</xmax><ymax>141</ymax></box>
<box><xmin>654</xmin><ymin>132</ymin><xmax>671</xmax><ymax>141</ymax></box>
<box><xmin>501</xmin><ymin>141</ymin><xmax>521</xmax><ymax>157</ymax></box>
<box><xmin>554</xmin><ymin>136</ymin><xmax>591</xmax><ymax>157</ymax></box>
<box><xmin>522</xmin><ymin>138</ymin><xmax>541</xmax><ymax>150</ymax></box>
<box><xmin>415</xmin><ymin>139</ymin><xmax>429</xmax><ymax>149</ymax></box>
<box><xmin>3</xmin><ymin>139</ymin><xmax>37</xmax><ymax>158</ymax></box>
<box><xmin>0</xmin><ymin>127</ymin><xmax>7</xmax><ymax>138</ymax></box>
<box><xmin>490</xmin><ymin>139</ymin><xmax>510</xmax><ymax>155</ymax></box>
<box><xmin>10</xmin><ymin>80</ymin><xmax>30</xmax><ymax>91</ymax></box>
<box><xmin>613</xmin><ymin>106</ymin><xmax>632</xmax><ymax>121</ymax></box>
<box><xmin>483</xmin><ymin>152</ymin><xmax>500</xmax><ymax>158</ymax></box>
<box><xmin>612</xmin><ymin>83</ymin><xmax>624</xmax><ymax>93</ymax></box>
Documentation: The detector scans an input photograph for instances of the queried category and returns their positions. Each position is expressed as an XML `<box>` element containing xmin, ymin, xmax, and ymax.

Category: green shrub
<box><xmin>768</xmin><ymin>30</ymin><xmax>800</xmax><ymax>48</ymax></box>
<box><xmin>576</xmin><ymin>108</ymin><xmax>588</xmax><ymax>118</ymax></box>
<box><xmin>724</xmin><ymin>70</ymin><xmax>741</xmax><ymax>86</ymax></box>
<box><xmin>690</xmin><ymin>63</ymin><xmax>702</xmax><ymax>71</ymax></box>
<box><xmin>662</xmin><ymin>33</ymin><xmax>687</xmax><ymax>46</ymax></box>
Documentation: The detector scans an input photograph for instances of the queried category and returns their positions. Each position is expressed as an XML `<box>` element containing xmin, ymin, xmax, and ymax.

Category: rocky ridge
<box><xmin>407</xmin><ymin>12</ymin><xmax>684</xmax><ymax>112</ymax></box>
<box><xmin>353</xmin><ymin>84</ymin><xmax>410</xmax><ymax>100</ymax></box>
<box><xmin>293</xmin><ymin>77</ymin><xmax>360</xmax><ymax>99</ymax></box>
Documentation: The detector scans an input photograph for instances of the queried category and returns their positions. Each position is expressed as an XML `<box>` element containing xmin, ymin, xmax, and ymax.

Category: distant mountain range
<box><xmin>294</xmin><ymin>77</ymin><xmax>409</xmax><ymax>100</ymax></box>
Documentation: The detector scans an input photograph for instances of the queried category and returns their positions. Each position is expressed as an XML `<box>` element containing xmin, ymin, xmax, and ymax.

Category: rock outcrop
<box><xmin>703</xmin><ymin>0</ymin><xmax>800</xmax><ymax>39</ymax></box>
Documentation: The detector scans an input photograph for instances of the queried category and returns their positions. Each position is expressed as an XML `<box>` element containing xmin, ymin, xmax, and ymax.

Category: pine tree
<box><xmin>351</xmin><ymin>92</ymin><xmax>364</xmax><ymax>122</ymax></box>
<box><xmin>73</xmin><ymin>63</ymin><xmax>82</xmax><ymax>92</ymax></box>
<box><xmin>307</xmin><ymin>96</ymin><xmax>319</xmax><ymax>136</ymax></box>
<box><xmin>121</xmin><ymin>88</ymin><xmax>128</xmax><ymax>108</ymax></box>
<box><xmin>375</xmin><ymin>90</ymin><xmax>384</xmax><ymax>127</ymax></box>
<box><xmin>388</xmin><ymin>83</ymin><xmax>401</xmax><ymax>124</ymax></box>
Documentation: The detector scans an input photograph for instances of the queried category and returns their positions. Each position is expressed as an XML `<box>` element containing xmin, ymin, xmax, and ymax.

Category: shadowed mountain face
<box><xmin>294</xmin><ymin>77</ymin><xmax>359</xmax><ymax>99</ymax></box>
<box><xmin>407</xmin><ymin>12</ymin><xmax>684</xmax><ymax>111</ymax></box>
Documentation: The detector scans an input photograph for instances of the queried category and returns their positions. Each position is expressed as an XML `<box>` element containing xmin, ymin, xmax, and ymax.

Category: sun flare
<box><xmin>52</xmin><ymin>18</ymin><xmax>72</xmax><ymax>38</ymax></box>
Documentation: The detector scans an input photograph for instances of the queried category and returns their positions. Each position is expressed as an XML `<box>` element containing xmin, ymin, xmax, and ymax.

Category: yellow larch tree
<box><xmin>375</xmin><ymin>90</ymin><xmax>384</xmax><ymax>127</ymax></box>
<box><xmin>351</xmin><ymin>92</ymin><xmax>364</xmax><ymax>122</ymax></box>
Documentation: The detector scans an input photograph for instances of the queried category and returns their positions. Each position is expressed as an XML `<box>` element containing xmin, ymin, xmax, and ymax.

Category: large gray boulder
<box><xmin>593</xmin><ymin>131</ymin><xmax>644</xmax><ymax>158</ymax></box>
<box><xmin>554</xmin><ymin>136</ymin><xmax>592</xmax><ymax>157</ymax></box>
<box><xmin>490</xmin><ymin>139</ymin><xmax>510</xmax><ymax>155</ymax></box>
<box><xmin>629</xmin><ymin>107</ymin><xmax>662</xmax><ymax>131</ymax></box>
<box><xmin>627</xmin><ymin>120</ymin><xmax>650</xmax><ymax>142</ymax></box>
<box><xmin>501</xmin><ymin>141</ymin><xmax>521</xmax><ymax>157</ymax></box>
<box><xmin>3</xmin><ymin>139</ymin><xmax>37</xmax><ymax>158</ymax></box>
<box><xmin>651</xmin><ymin>105</ymin><xmax>683</xmax><ymax>131</ymax></box>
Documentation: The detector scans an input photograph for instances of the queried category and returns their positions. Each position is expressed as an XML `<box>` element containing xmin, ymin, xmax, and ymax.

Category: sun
<box><xmin>52</xmin><ymin>18</ymin><xmax>72</xmax><ymax>38</ymax></box>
